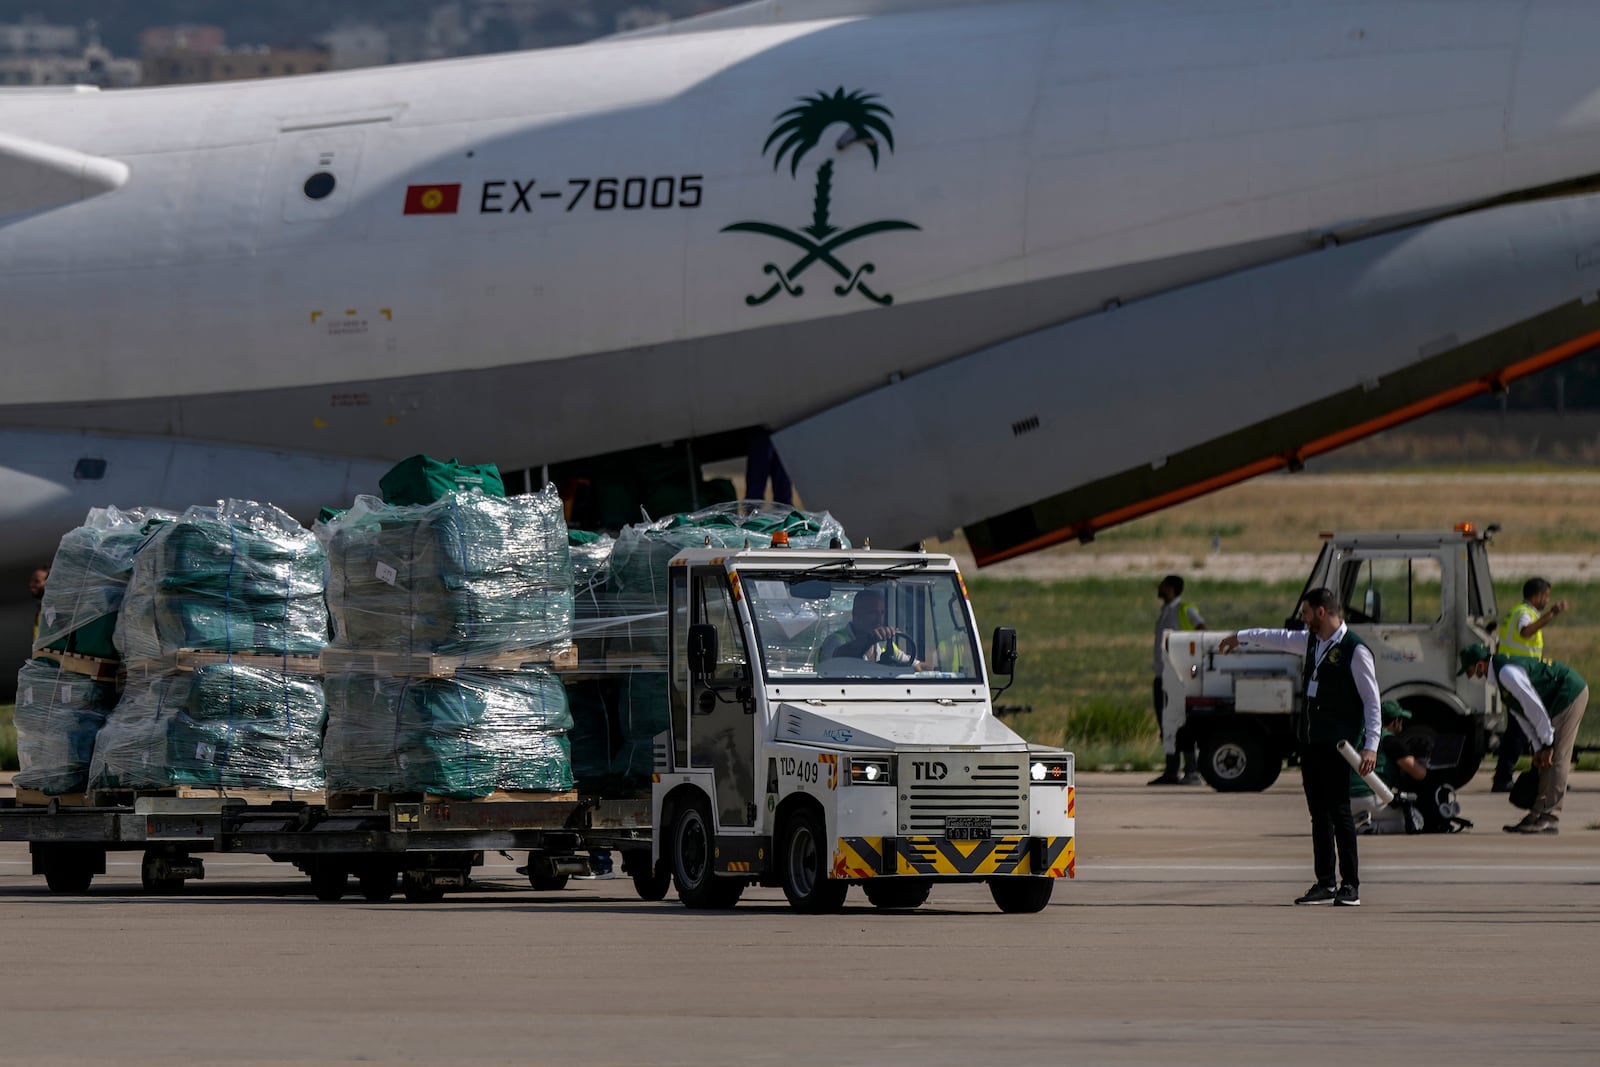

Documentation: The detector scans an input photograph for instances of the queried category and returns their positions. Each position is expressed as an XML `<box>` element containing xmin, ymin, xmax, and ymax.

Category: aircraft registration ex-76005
<box><xmin>8</xmin><ymin>0</ymin><xmax>1600</xmax><ymax>578</ymax></box>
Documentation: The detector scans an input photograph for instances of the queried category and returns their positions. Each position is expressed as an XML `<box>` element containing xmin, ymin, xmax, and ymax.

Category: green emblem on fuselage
<box><xmin>723</xmin><ymin>88</ymin><xmax>919</xmax><ymax>306</ymax></box>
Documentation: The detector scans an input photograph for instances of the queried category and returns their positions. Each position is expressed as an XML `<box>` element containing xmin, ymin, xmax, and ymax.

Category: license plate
<box><xmin>944</xmin><ymin>816</ymin><xmax>991</xmax><ymax>840</ymax></box>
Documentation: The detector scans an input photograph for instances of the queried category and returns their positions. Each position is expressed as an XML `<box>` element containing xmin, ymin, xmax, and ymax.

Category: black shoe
<box><xmin>1147</xmin><ymin>774</ymin><xmax>1182</xmax><ymax>786</ymax></box>
<box><xmin>1334</xmin><ymin>885</ymin><xmax>1361</xmax><ymax>907</ymax></box>
<box><xmin>1490</xmin><ymin>780</ymin><xmax>1512</xmax><ymax>793</ymax></box>
<box><xmin>1178</xmin><ymin>771</ymin><xmax>1203</xmax><ymax>785</ymax></box>
<box><xmin>1294</xmin><ymin>884</ymin><xmax>1336</xmax><ymax>905</ymax></box>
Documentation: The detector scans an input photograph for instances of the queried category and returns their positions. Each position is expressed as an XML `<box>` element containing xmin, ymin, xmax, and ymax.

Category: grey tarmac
<box><xmin>1</xmin><ymin>772</ymin><xmax>1597</xmax><ymax>1066</ymax></box>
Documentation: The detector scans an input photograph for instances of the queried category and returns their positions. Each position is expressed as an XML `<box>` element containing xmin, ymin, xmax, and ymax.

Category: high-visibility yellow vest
<box><xmin>1175</xmin><ymin>599</ymin><xmax>1201</xmax><ymax>631</ymax></box>
<box><xmin>1499</xmin><ymin>601</ymin><xmax>1545</xmax><ymax>660</ymax></box>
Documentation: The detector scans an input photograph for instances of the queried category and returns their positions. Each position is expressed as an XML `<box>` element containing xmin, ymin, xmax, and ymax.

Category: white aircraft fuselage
<box><xmin>7</xmin><ymin>0</ymin><xmax>1600</xmax><ymax>572</ymax></box>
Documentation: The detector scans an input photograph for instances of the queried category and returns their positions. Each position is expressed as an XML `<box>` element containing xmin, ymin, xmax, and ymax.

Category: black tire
<box><xmin>988</xmin><ymin>877</ymin><xmax>1054</xmax><ymax>913</ymax></box>
<box><xmin>1199</xmin><ymin>725</ymin><xmax>1280</xmax><ymax>792</ymax></box>
<box><xmin>402</xmin><ymin>871</ymin><xmax>446</xmax><ymax>904</ymax></box>
<box><xmin>359</xmin><ymin>868</ymin><xmax>397</xmax><ymax>903</ymax></box>
<box><xmin>627</xmin><ymin>850</ymin><xmax>672</xmax><ymax>902</ymax></box>
<box><xmin>524</xmin><ymin>853</ymin><xmax>571</xmax><ymax>891</ymax></box>
<box><xmin>140</xmin><ymin>851</ymin><xmax>184</xmax><ymax>895</ymax></box>
<box><xmin>1401</xmin><ymin>706</ymin><xmax>1484</xmax><ymax>788</ymax></box>
<box><xmin>309</xmin><ymin>863</ymin><xmax>347</xmax><ymax>902</ymax></box>
<box><xmin>44</xmin><ymin>863</ymin><xmax>93</xmax><ymax>894</ymax></box>
<box><xmin>862</xmin><ymin>878</ymin><xmax>931</xmax><ymax>910</ymax></box>
<box><xmin>671</xmin><ymin>795</ymin><xmax>742</xmax><ymax>910</ymax></box>
<box><xmin>780</xmin><ymin>807</ymin><xmax>848</xmax><ymax>913</ymax></box>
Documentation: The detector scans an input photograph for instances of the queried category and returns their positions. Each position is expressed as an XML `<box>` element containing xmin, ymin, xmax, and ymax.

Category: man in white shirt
<box><xmin>1218</xmin><ymin>588</ymin><xmax>1380</xmax><ymax>906</ymax></box>
<box><xmin>1458</xmin><ymin>643</ymin><xmax>1589</xmax><ymax>834</ymax></box>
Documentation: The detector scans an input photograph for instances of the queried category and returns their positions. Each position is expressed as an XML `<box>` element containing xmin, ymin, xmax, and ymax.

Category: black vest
<box><xmin>1298</xmin><ymin>628</ymin><xmax>1368</xmax><ymax>747</ymax></box>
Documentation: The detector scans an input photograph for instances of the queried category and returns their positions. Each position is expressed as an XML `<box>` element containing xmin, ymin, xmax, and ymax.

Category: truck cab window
<box><xmin>1338</xmin><ymin>556</ymin><xmax>1443</xmax><ymax>625</ymax></box>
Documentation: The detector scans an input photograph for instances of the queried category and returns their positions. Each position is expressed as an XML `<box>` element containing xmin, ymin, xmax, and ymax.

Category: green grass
<box><xmin>1</xmin><ymin>704</ymin><xmax>15</xmax><ymax>772</ymax></box>
<box><xmin>967</xmin><ymin>577</ymin><xmax>1600</xmax><ymax>771</ymax></box>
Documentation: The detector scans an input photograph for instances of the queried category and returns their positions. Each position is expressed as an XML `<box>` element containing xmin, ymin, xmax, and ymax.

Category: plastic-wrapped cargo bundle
<box><xmin>12</xmin><ymin>660</ymin><xmax>118</xmax><ymax>794</ymax></box>
<box><xmin>115</xmin><ymin>500</ymin><xmax>328</xmax><ymax>666</ymax></box>
<box><xmin>35</xmin><ymin>506</ymin><xmax>172</xmax><ymax>661</ymax></box>
<box><xmin>88</xmin><ymin>665</ymin><xmax>326</xmax><ymax>791</ymax></box>
<box><xmin>323</xmin><ymin>669</ymin><xmax>573</xmax><ymax>798</ymax></box>
<box><xmin>324</xmin><ymin>486</ymin><xmax>572</xmax><ymax>657</ymax></box>
<box><xmin>598</xmin><ymin>502</ymin><xmax>849</xmax><ymax>655</ymax></box>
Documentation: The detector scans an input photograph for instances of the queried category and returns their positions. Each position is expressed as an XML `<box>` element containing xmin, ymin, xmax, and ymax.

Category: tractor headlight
<box><xmin>1029</xmin><ymin>756</ymin><xmax>1073</xmax><ymax>785</ymax></box>
<box><xmin>848</xmin><ymin>756</ymin><xmax>895</xmax><ymax>785</ymax></box>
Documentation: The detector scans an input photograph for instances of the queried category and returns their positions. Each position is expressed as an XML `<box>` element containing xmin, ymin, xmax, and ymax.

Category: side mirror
<box><xmin>991</xmin><ymin>627</ymin><xmax>1018</xmax><ymax>677</ymax></box>
<box><xmin>689</xmin><ymin>623</ymin><xmax>717</xmax><ymax>678</ymax></box>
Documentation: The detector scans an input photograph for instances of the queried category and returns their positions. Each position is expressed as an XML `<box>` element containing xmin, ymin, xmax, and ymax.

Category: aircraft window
<box><xmin>73</xmin><ymin>458</ymin><xmax>106</xmax><ymax>481</ymax></box>
<box><xmin>303</xmin><ymin>172</ymin><xmax>337</xmax><ymax>201</ymax></box>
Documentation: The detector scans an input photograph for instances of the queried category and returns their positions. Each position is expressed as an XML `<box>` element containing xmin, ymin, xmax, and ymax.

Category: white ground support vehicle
<box><xmin>647</xmin><ymin>546</ymin><xmax>1075</xmax><ymax>913</ymax></box>
<box><xmin>1162</xmin><ymin>528</ymin><xmax>1501</xmax><ymax>792</ymax></box>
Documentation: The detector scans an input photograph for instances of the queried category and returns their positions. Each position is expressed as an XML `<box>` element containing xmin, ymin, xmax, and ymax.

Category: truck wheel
<box><xmin>309</xmin><ymin>862</ymin><xmax>348</xmax><ymax>902</ymax></box>
<box><xmin>780</xmin><ymin>808</ymin><xmax>848</xmax><ymax>913</ymax></box>
<box><xmin>524</xmin><ymin>852</ymin><xmax>570</xmax><ymax>892</ymax></box>
<box><xmin>626</xmin><ymin>850</ymin><xmax>671</xmax><ymax>902</ymax></box>
<box><xmin>140</xmin><ymin>850</ymin><xmax>184</xmax><ymax>895</ymax></box>
<box><xmin>988</xmin><ymin>877</ymin><xmax>1054</xmax><ymax>913</ymax></box>
<box><xmin>359</xmin><ymin>868</ymin><xmax>397</xmax><ymax>903</ymax></box>
<box><xmin>402</xmin><ymin>870</ymin><xmax>446</xmax><ymax>904</ymax></box>
<box><xmin>44</xmin><ymin>860</ymin><xmax>94</xmax><ymax>894</ymax></box>
<box><xmin>671</xmin><ymin>796</ymin><xmax>743</xmax><ymax>909</ymax></box>
<box><xmin>863</xmin><ymin>878</ymin><xmax>931</xmax><ymax>910</ymax></box>
<box><xmin>1199</xmin><ymin>726</ymin><xmax>1280</xmax><ymax>792</ymax></box>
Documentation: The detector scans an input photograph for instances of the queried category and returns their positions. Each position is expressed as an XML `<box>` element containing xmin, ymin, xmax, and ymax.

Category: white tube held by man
<box><xmin>1337</xmin><ymin>740</ymin><xmax>1395</xmax><ymax>806</ymax></box>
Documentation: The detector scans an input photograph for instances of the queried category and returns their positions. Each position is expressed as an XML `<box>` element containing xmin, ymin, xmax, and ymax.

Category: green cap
<box><xmin>1458</xmin><ymin>643</ymin><xmax>1492</xmax><ymax>675</ymax></box>
<box><xmin>1381</xmin><ymin>700</ymin><xmax>1410</xmax><ymax>722</ymax></box>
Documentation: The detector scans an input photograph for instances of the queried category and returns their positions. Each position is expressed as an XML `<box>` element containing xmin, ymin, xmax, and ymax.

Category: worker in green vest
<box><xmin>1491</xmin><ymin>577</ymin><xmax>1569</xmax><ymax>791</ymax></box>
<box><xmin>1349</xmin><ymin>702</ymin><xmax>1429</xmax><ymax>833</ymax></box>
<box><xmin>1150</xmin><ymin>574</ymin><xmax>1206</xmax><ymax>785</ymax></box>
<box><xmin>1459</xmin><ymin>643</ymin><xmax>1589</xmax><ymax>834</ymax></box>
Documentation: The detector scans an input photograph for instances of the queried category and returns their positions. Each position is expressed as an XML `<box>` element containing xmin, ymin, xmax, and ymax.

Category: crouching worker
<box><xmin>1350</xmin><ymin>702</ymin><xmax>1430</xmax><ymax>834</ymax></box>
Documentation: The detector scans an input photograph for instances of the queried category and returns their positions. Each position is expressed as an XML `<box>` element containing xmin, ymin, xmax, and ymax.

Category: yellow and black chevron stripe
<box><xmin>833</xmin><ymin>836</ymin><xmax>1074</xmax><ymax>879</ymax></box>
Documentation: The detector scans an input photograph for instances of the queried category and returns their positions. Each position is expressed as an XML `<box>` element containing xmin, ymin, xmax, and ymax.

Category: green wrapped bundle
<box><xmin>116</xmin><ymin>501</ymin><xmax>328</xmax><ymax>665</ymax></box>
<box><xmin>324</xmin><ymin>487</ymin><xmax>572</xmax><ymax>656</ymax></box>
<box><xmin>12</xmin><ymin>660</ymin><xmax>118</xmax><ymax>794</ymax></box>
<box><xmin>565</xmin><ymin>679</ymin><xmax>614</xmax><ymax>786</ymax></box>
<box><xmin>36</xmin><ymin>507</ymin><xmax>172</xmax><ymax>661</ymax></box>
<box><xmin>379</xmin><ymin>454</ymin><xmax>506</xmax><ymax>507</ymax></box>
<box><xmin>323</xmin><ymin>669</ymin><xmax>573</xmax><ymax>798</ymax></box>
<box><xmin>613</xmin><ymin>671</ymin><xmax>669</xmax><ymax>780</ymax></box>
<box><xmin>89</xmin><ymin>666</ymin><xmax>326</xmax><ymax>790</ymax></box>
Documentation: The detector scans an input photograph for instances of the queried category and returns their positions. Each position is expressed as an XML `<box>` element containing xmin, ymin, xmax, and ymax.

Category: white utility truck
<box><xmin>643</xmin><ymin>545</ymin><xmax>1075</xmax><ymax>913</ymax></box>
<box><xmin>1162</xmin><ymin>527</ymin><xmax>1501</xmax><ymax>792</ymax></box>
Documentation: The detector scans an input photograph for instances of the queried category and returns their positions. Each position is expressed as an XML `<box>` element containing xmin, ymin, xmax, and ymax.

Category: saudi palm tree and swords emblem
<box><xmin>723</xmin><ymin>88</ymin><xmax>919</xmax><ymax>306</ymax></box>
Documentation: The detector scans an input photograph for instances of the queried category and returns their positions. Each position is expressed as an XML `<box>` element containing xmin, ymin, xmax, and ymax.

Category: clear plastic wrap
<box><xmin>565</xmin><ymin>671</ymin><xmax>669</xmax><ymax>790</ymax></box>
<box><xmin>88</xmin><ymin>665</ymin><xmax>326</xmax><ymax>791</ymax></box>
<box><xmin>323</xmin><ymin>486</ymin><xmax>573</xmax><ymax>657</ymax></box>
<box><xmin>35</xmin><ymin>506</ymin><xmax>173</xmax><ymax>660</ymax></box>
<box><xmin>594</xmin><ymin>502</ymin><xmax>849</xmax><ymax>656</ymax></box>
<box><xmin>322</xmin><ymin>668</ymin><xmax>573</xmax><ymax>797</ymax></box>
<box><xmin>115</xmin><ymin>500</ymin><xmax>328</xmax><ymax>666</ymax></box>
<box><xmin>12</xmin><ymin>660</ymin><xmax>118</xmax><ymax>795</ymax></box>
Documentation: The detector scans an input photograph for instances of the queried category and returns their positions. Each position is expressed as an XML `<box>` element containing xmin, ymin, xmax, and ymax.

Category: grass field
<box><xmin>966</xmin><ymin>577</ymin><xmax>1600</xmax><ymax>772</ymax></box>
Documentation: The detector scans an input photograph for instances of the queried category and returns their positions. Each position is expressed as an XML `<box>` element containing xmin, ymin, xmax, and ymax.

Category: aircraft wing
<box><xmin>775</xmin><ymin>192</ymin><xmax>1600</xmax><ymax>564</ymax></box>
<box><xmin>0</xmin><ymin>128</ymin><xmax>129</xmax><ymax>218</ymax></box>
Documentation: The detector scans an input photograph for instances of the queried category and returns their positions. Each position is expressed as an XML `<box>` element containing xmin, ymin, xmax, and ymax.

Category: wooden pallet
<box><xmin>326</xmin><ymin>789</ymin><xmax>579</xmax><ymax>812</ymax></box>
<box><xmin>173</xmin><ymin>649</ymin><xmax>324</xmax><ymax>675</ymax></box>
<box><xmin>320</xmin><ymin>644</ymin><xmax>577</xmax><ymax>678</ymax></box>
<box><xmin>14</xmin><ymin>785</ymin><xmax>322</xmax><ymax>807</ymax></box>
<box><xmin>29</xmin><ymin>649</ymin><xmax>121</xmax><ymax>683</ymax></box>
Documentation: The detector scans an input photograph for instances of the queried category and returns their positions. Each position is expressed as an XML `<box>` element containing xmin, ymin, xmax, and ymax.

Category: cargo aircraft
<box><xmin>7</xmin><ymin>0</ymin><xmax>1600</xmax><ymax>584</ymax></box>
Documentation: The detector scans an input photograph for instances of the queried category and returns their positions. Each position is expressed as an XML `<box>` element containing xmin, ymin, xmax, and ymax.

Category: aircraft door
<box><xmin>688</xmin><ymin>567</ymin><xmax>757</xmax><ymax>829</ymax></box>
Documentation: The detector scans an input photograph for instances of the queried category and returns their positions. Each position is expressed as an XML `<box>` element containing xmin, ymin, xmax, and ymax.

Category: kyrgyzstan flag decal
<box><xmin>403</xmin><ymin>183</ymin><xmax>462</xmax><ymax>215</ymax></box>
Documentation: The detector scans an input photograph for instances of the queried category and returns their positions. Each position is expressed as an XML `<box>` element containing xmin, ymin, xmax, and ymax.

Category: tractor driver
<box><xmin>820</xmin><ymin>587</ymin><xmax>931</xmax><ymax>671</ymax></box>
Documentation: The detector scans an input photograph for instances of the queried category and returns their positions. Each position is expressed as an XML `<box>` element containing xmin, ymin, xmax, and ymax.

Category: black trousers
<box><xmin>1300</xmin><ymin>744</ymin><xmax>1359</xmax><ymax>889</ymax></box>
